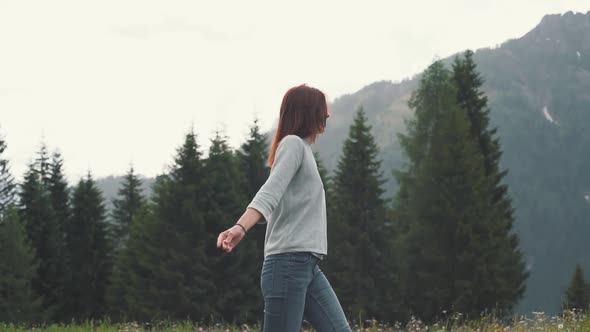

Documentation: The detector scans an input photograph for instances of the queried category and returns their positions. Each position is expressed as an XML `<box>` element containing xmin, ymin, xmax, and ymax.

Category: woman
<box><xmin>216</xmin><ymin>84</ymin><xmax>352</xmax><ymax>332</ymax></box>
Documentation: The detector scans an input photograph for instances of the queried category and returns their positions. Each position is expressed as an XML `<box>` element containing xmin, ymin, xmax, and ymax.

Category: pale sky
<box><xmin>1</xmin><ymin>0</ymin><xmax>588</xmax><ymax>183</ymax></box>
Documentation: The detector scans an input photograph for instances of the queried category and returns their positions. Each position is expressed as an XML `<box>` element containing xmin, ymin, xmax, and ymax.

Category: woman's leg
<box><xmin>304</xmin><ymin>264</ymin><xmax>352</xmax><ymax>332</ymax></box>
<box><xmin>260</xmin><ymin>253</ymin><xmax>317</xmax><ymax>332</ymax></box>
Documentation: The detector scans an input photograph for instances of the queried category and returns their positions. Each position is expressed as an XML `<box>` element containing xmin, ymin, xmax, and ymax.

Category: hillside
<box><xmin>314</xmin><ymin>10</ymin><xmax>590</xmax><ymax>314</ymax></box>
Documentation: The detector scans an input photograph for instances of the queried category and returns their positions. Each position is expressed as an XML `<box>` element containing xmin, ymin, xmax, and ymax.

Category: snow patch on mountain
<box><xmin>543</xmin><ymin>106</ymin><xmax>555</xmax><ymax>123</ymax></box>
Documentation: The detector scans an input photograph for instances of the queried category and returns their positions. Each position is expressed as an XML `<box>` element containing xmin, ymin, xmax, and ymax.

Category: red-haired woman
<box><xmin>217</xmin><ymin>84</ymin><xmax>351</xmax><ymax>331</ymax></box>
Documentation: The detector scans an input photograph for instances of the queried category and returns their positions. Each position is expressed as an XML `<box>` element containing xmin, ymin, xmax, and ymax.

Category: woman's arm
<box><xmin>217</xmin><ymin>135</ymin><xmax>304</xmax><ymax>253</ymax></box>
<box><xmin>237</xmin><ymin>207</ymin><xmax>263</xmax><ymax>231</ymax></box>
<box><xmin>247</xmin><ymin>136</ymin><xmax>305</xmax><ymax>223</ymax></box>
<box><xmin>217</xmin><ymin>208</ymin><xmax>262</xmax><ymax>253</ymax></box>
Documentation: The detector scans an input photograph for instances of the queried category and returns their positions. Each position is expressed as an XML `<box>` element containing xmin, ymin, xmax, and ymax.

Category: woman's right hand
<box><xmin>216</xmin><ymin>225</ymin><xmax>246</xmax><ymax>253</ymax></box>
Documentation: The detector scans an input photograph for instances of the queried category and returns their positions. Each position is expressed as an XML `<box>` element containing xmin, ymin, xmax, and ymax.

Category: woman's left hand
<box><xmin>216</xmin><ymin>225</ymin><xmax>246</xmax><ymax>253</ymax></box>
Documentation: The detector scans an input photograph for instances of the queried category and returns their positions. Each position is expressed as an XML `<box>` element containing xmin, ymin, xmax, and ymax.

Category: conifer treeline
<box><xmin>0</xmin><ymin>123</ymin><xmax>272</xmax><ymax>324</ymax></box>
<box><xmin>3</xmin><ymin>52</ymin><xmax>578</xmax><ymax>324</ymax></box>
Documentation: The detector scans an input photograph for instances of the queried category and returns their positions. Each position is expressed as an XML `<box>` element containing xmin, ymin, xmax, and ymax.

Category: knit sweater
<box><xmin>248</xmin><ymin>135</ymin><xmax>327</xmax><ymax>257</ymax></box>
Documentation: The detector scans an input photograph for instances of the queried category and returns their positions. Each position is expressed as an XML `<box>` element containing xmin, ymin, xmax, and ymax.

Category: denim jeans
<box><xmin>260</xmin><ymin>252</ymin><xmax>352</xmax><ymax>332</ymax></box>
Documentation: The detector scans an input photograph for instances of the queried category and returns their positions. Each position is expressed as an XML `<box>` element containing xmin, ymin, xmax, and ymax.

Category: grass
<box><xmin>2</xmin><ymin>311</ymin><xmax>590</xmax><ymax>331</ymax></box>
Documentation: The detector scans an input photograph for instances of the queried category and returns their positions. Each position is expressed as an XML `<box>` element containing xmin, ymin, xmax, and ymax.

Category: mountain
<box><xmin>315</xmin><ymin>10</ymin><xmax>590</xmax><ymax>314</ymax></box>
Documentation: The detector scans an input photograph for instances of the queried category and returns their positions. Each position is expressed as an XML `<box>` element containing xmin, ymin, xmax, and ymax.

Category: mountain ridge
<box><xmin>311</xmin><ymin>10</ymin><xmax>590</xmax><ymax>314</ymax></box>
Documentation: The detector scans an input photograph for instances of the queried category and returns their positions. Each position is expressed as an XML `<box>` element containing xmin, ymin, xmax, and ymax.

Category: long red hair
<box><xmin>268</xmin><ymin>84</ymin><xmax>328</xmax><ymax>167</ymax></box>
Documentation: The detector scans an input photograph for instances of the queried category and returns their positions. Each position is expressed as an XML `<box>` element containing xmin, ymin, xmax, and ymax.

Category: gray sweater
<box><xmin>248</xmin><ymin>135</ymin><xmax>327</xmax><ymax>257</ymax></box>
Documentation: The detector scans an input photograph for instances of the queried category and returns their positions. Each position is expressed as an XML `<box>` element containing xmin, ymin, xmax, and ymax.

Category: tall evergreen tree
<box><xmin>453</xmin><ymin>50</ymin><xmax>515</xmax><ymax>228</ymax></box>
<box><xmin>323</xmin><ymin>108</ymin><xmax>391</xmax><ymax>321</ymax></box>
<box><xmin>395</xmin><ymin>61</ymin><xmax>526</xmax><ymax>322</ymax></box>
<box><xmin>65</xmin><ymin>173</ymin><xmax>112</xmax><ymax>321</ymax></box>
<box><xmin>111</xmin><ymin>166</ymin><xmax>145</xmax><ymax>252</ymax></box>
<box><xmin>236</xmin><ymin>119</ymin><xmax>269</xmax><ymax>298</ymax></box>
<box><xmin>106</xmin><ymin>166</ymin><xmax>145</xmax><ymax>319</ymax></box>
<box><xmin>122</xmin><ymin>130</ymin><xmax>211</xmax><ymax>321</ymax></box>
<box><xmin>35</xmin><ymin>143</ymin><xmax>51</xmax><ymax>184</ymax></box>
<box><xmin>19</xmin><ymin>150</ymin><xmax>68</xmax><ymax>322</ymax></box>
<box><xmin>47</xmin><ymin>150</ymin><xmax>71</xmax><ymax>321</ymax></box>
<box><xmin>107</xmin><ymin>202</ymin><xmax>152</xmax><ymax>320</ymax></box>
<box><xmin>48</xmin><ymin>151</ymin><xmax>70</xmax><ymax>231</ymax></box>
<box><xmin>0</xmin><ymin>133</ymin><xmax>16</xmax><ymax>215</ymax></box>
<box><xmin>0</xmin><ymin>207</ymin><xmax>42</xmax><ymax>323</ymax></box>
<box><xmin>452</xmin><ymin>51</ymin><xmax>527</xmax><ymax>315</ymax></box>
<box><xmin>205</xmin><ymin>131</ymin><xmax>260</xmax><ymax>322</ymax></box>
<box><xmin>452</xmin><ymin>51</ymin><xmax>494</xmax><ymax>168</ymax></box>
<box><xmin>237</xmin><ymin>119</ymin><xmax>270</xmax><ymax>200</ymax></box>
<box><xmin>562</xmin><ymin>265</ymin><xmax>590</xmax><ymax>312</ymax></box>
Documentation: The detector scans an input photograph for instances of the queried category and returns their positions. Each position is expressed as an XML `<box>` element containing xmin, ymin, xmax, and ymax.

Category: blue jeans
<box><xmin>260</xmin><ymin>252</ymin><xmax>352</xmax><ymax>332</ymax></box>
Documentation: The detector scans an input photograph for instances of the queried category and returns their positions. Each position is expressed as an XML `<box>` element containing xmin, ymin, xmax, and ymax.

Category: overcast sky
<box><xmin>1</xmin><ymin>1</ymin><xmax>588</xmax><ymax>182</ymax></box>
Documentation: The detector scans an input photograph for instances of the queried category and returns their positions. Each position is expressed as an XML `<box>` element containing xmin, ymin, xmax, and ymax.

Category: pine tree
<box><xmin>48</xmin><ymin>151</ymin><xmax>70</xmax><ymax>233</ymax></box>
<box><xmin>562</xmin><ymin>264</ymin><xmax>590</xmax><ymax>312</ymax></box>
<box><xmin>0</xmin><ymin>207</ymin><xmax>42</xmax><ymax>323</ymax></box>
<box><xmin>111</xmin><ymin>166</ymin><xmax>145</xmax><ymax>252</ymax></box>
<box><xmin>236</xmin><ymin>119</ymin><xmax>269</xmax><ymax>301</ymax></box>
<box><xmin>65</xmin><ymin>173</ymin><xmax>112</xmax><ymax>321</ymax></box>
<box><xmin>107</xmin><ymin>203</ymin><xmax>152</xmax><ymax>320</ymax></box>
<box><xmin>0</xmin><ymin>133</ymin><xmax>16</xmax><ymax>215</ymax></box>
<box><xmin>324</xmin><ymin>107</ymin><xmax>391</xmax><ymax>321</ymax></box>
<box><xmin>35</xmin><ymin>143</ymin><xmax>51</xmax><ymax>184</ymax></box>
<box><xmin>396</xmin><ymin>61</ymin><xmax>471</xmax><ymax>320</ymax></box>
<box><xmin>47</xmin><ymin>150</ymin><xmax>71</xmax><ymax>321</ymax></box>
<box><xmin>205</xmin><ymin>131</ymin><xmax>260</xmax><ymax>322</ymax></box>
<box><xmin>395</xmin><ymin>61</ymin><xmax>526</xmax><ymax>322</ymax></box>
<box><xmin>237</xmin><ymin>119</ymin><xmax>270</xmax><ymax>200</ymax></box>
<box><xmin>452</xmin><ymin>51</ymin><xmax>527</xmax><ymax>315</ymax></box>
<box><xmin>453</xmin><ymin>51</ymin><xmax>497</xmax><ymax>174</ymax></box>
<box><xmin>106</xmin><ymin>166</ymin><xmax>145</xmax><ymax>319</ymax></box>
<box><xmin>19</xmin><ymin>151</ymin><xmax>68</xmax><ymax>321</ymax></box>
<box><xmin>122</xmin><ymin>130</ymin><xmax>211</xmax><ymax>321</ymax></box>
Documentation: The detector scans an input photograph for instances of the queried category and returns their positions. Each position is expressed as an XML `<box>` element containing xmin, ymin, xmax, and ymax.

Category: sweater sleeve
<box><xmin>247</xmin><ymin>135</ymin><xmax>305</xmax><ymax>224</ymax></box>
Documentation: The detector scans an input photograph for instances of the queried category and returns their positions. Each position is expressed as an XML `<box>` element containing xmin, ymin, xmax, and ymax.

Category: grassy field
<box><xmin>2</xmin><ymin>311</ymin><xmax>590</xmax><ymax>331</ymax></box>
